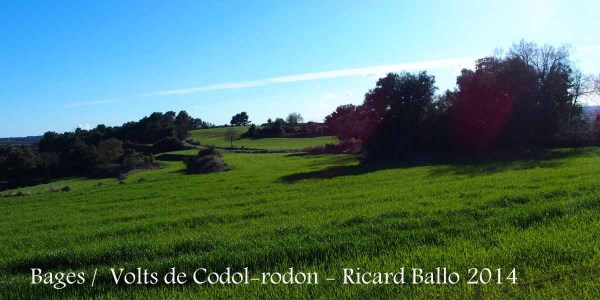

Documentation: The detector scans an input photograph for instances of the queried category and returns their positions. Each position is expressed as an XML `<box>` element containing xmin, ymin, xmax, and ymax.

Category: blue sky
<box><xmin>1</xmin><ymin>0</ymin><xmax>599</xmax><ymax>137</ymax></box>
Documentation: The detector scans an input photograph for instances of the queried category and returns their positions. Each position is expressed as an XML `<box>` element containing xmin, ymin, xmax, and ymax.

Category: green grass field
<box><xmin>1</xmin><ymin>147</ymin><xmax>600</xmax><ymax>298</ymax></box>
<box><xmin>189</xmin><ymin>126</ymin><xmax>338</xmax><ymax>149</ymax></box>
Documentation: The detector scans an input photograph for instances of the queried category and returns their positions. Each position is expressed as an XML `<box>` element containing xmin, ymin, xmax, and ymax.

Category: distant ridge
<box><xmin>1</xmin><ymin>106</ymin><xmax>598</xmax><ymax>146</ymax></box>
<box><xmin>584</xmin><ymin>105</ymin><xmax>600</xmax><ymax>122</ymax></box>
<box><xmin>0</xmin><ymin>136</ymin><xmax>42</xmax><ymax>146</ymax></box>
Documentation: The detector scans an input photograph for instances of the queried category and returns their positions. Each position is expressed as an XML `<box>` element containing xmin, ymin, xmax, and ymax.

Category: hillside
<box><xmin>1</xmin><ymin>147</ymin><xmax>599</xmax><ymax>298</ymax></box>
<box><xmin>584</xmin><ymin>105</ymin><xmax>600</xmax><ymax>121</ymax></box>
<box><xmin>190</xmin><ymin>126</ymin><xmax>338</xmax><ymax>149</ymax></box>
<box><xmin>0</xmin><ymin>136</ymin><xmax>41</xmax><ymax>146</ymax></box>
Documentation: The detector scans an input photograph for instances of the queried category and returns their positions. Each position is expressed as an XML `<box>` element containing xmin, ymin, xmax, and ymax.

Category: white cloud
<box><xmin>367</xmin><ymin>72</ymin><xmax>386</xmax><ymax>80</ymax></box>
<box><xmin>77</xmin><ymin>123</ymin><xmax>92</xmax><ymax>130</ymax></box>
<box><xmin>146</xmin><ymin>81</ymin><xmax>265</xmax><ymax>96</ymax></box>
<box><xmin>146</xmin><ymin>57</ymin><xmax>479</xmax><ymax>96</ymax></box>
<box><xmin>582</xmin><ymin>94</ymin><xmax>600</xmax><ymax>106</ymax></box>
<box><xmin>65</xmin><ymin>99</ymin><xmax>119</xmax><ymax>108</ymax></box>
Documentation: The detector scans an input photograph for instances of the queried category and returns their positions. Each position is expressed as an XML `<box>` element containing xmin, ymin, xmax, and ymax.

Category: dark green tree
<box><xmin>5</xmin><ymin>147</ymin><xmax>36</xmax><ymax>171</ymax></box>
<box><xmin>98</xmin><ymin>138</ymin><xmax>124</xmax><ymax>164</ymax></box>
<box><xmin>286</xmin><ymin>112</ymin><xmax>304</xmax><ymax>125</ymax></box>
<box><xmin>230</xmin><ymin>112</ymin><xmax>250</xmax><ymax>126</ymax></box>
<box><xmin>174</xmin><ymin>110</ymin><xmax>194</xmax><ymax>140</ymax></box>
<box><xmin>324</xmin><ymin>104</ymin><xmax>367</xmax><ymax>141</ymax></box>
<box><xmin>362</xmin><ymin>72</ymin><xmax>437</xmax><ymax>160</ymax></box>
<box><xmin>247</xmin><ymin>124</ymin><xmax>257</xmax><ymax>137</ymax></box>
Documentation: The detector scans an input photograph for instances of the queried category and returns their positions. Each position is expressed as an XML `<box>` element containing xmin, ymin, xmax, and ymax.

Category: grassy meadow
<box><xmin>1</xmin><ymin>145</ymin><xmax>600</xmax><ymax>298</ymax></box>
<box><xmin>189</xmin><ymin>126</ymin><xmax>338</xmax><ymax>149</ymax></box>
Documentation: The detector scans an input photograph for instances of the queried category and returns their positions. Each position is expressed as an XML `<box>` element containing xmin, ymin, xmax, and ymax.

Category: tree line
<box><xmin>245</xmin><ymin>112</ymin><xmax>328</xmax><ymax>139</ymax></box>
<box><xmin>324</xmin><ymin>41</ymin><xmax>600</xmax><ymax>161</ymax></box>
<box><xmin>0</xmin><ymin>111</ymin><xmax>213</xmax><ymax>189</ymax></box>
<box><xmin>2</xmin><ymin>40</ymin><xmax>600</xmax><ymax>187</ymax></box>
<box><xmin>227</xmin><ymin>111</ymin><xmax>329</xmax><ymax>140</ymax></box>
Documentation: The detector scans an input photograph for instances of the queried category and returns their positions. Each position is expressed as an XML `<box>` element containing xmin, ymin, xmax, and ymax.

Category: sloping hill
<box><xmin>190</xmin><ymin>126</ymin><xmax>338</xmax><ymax>149</ymax></box>
<box><xmin>584</xmin><ymin>105</ymin><xmax>600</xmax><ymax>121</ymax></box>
<box><xmin>0</xmin><ymin>136</ymin><xmax>42</xmax><ymax>146</ymax></box>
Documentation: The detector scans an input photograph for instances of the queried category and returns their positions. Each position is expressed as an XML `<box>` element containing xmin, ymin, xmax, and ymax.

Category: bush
<box><xmin>47</xmin><ymin>185</ymin><xmax>71</xmax><ymax>193</ymax></box>
<box><xmin>5</xmin><ymin>146</ymin><xmax>36</xmax><ymax>171</ymax></box>
<box><xmin>98</xmin><ymin>138</ymin><xmax>124</xmax><ymax>163</ymax></box>
<box><xmin>151</xmin><ymin>137</ymin><xmax>184</xmax><ymax>153</ymax></box>
<box><xmin>123</xmin><ymin>141</ymin><xmax>151</xmax><ymax>153</ymax></box>
<box><xmin>184</xmin><ymin>148</ymin><xmax>229</xmax><ymax>174</ymax></box>
<box><xmin>1</xmin><ymin>190</ymin><xmax>31</xmax><ymax>198</ymax></box>
<box><xmin>197</xmin><ymin>146</ymin><xmax>218</xmax><ymax>157</ymax></box>
<box><xmin>185</xmin><ymin>139</ymin><xmax>201</xmax><ymax>146</ymax></box>
<box><xmin>58</xmin><ymin>140</ymin><xmax>100</xmax><ymax>170</ymax></box>
<box><xmin>121</xmin><ymin>152</ymin><xmax>153</xmax><ymax>172</ymax></box>
<box><xmin>246</xmin><ymin>124</ymin><xmax>257</xmax><ymax>138</ymax></box>
<box><xmin>305</xmin><ymin>139</ymin><xmax>362</xmax><ymax>154</ymax></box>
<box><xmin>36</xmin><ymin>152</ymin><xmax>60</xmax><ymax>170</ymax></box>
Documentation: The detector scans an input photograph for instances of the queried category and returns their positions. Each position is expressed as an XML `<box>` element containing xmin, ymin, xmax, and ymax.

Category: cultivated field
<box><xmin>1</xmin><ymin>147</ymin><xmax>599</xmax><ymax>298</ymax></box>
<box><xmin>189</xmin><ymin>126</ymin><xmax>338</xmax><ymax>149</ymax></box>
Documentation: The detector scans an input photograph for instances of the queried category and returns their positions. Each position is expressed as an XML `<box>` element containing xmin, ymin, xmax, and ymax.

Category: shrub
<box><xmin>123</xmin><ymin>141</ymin><xmax>151</xmax><ymax>153</ymax></box>
<box><xmin>184</xmin><ymin>149</ymin><xmax>229</xmax><ymax>174</ymax></box>
<box><xmin>47</xmin><ymin>184</ymin><xmax>71</xmax><ymax>193</ymax></box>
<box><xmin>5</xmin><ymin>146</ymin><xmax>36</xmax><ymax>171</ymax></box>
<box><xmin>98</xmin><ymin>138</ymin><xmax>124</xmax><ymax>163</ymax></box>
<box><xmin>185</xmin><ymin>139</ymin><xmax>201</xmax><ymax>146</ymax></box>
<box><xmin>120</xmin><ymin>152</ymin><xmax>153</xmax><ymax>172</ymax></box>
<box><xmin>36</xmin><ymin>152</ymin><xmax>60</xmax><ymax>171</ymax></box>
<box><xmin>58</xmin><ymin>140</ymin><xmax>100</xmax><ymax>170</ymax></box>
<box><xmin>151</xmin><ymin>137</ymin><xmax>184</xmax><ymax>153</ymax></box>
<box><xmin>197</xmin><ymin>146</ymin><xmax>218</xmax><ymax>157</ymax></box>
<box><xmin>246</xmin><ymin>124</ymin><xmax>257</xmax><ymax>138</ymax></box>
<box><xmin>1</xmin><ymin>190</ymin><xmax>31</xmax><ymax>198</ymax></box>
<box><xmin>305</xmin><ymin>139</ymin><xmax>362</xmax><ymax>154</ymax></box>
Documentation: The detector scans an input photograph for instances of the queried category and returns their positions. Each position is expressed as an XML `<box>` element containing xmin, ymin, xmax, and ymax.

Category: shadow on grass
<box><xmin>285</xmin><ymin>152</ymin><xmax>358</xmax><ymax>167</ymax></box>
<box><xmin>155</xmin><ymin>153</ymin><xmax>190</xmax><ymax>161</ymax></box>
<box><xmin>280</xmin><ymin>148</ymin><xmax>583</xmax><ymax>183</ymax></box>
